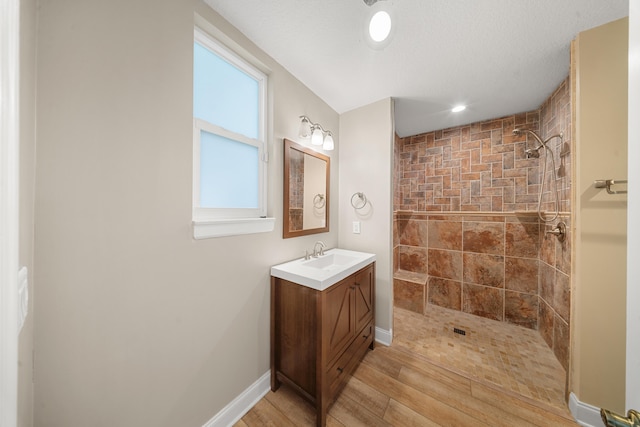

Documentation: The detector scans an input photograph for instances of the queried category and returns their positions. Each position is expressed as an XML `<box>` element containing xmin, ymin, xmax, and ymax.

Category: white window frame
<box><xmin>192</xmin><ymin>28</ymin><xmax>274</xmax><ymax>239</ymax></box>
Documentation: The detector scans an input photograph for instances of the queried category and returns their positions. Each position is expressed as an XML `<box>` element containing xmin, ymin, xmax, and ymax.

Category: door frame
<box><xmin>0</xmin><ymin>0</ymin><xmax>21</xmax><ymax>425</ymax></box>
<box><xmin>627</xmin><ymin>0</ymin><xmax>640</xmax><ymax>413</ymax></box>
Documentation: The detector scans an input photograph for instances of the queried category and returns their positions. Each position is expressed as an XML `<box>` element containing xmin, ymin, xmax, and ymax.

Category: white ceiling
<box><xmin>204</xmin><ymin>0</ymin><xmax>629</xmax><ymax>137</ymax></box>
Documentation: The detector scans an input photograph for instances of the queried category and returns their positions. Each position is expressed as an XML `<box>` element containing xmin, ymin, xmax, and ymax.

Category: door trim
<box><xmin>0</xmin><ymin>0</ymin><xmax>21</xmax><ymax>425</ymax></box>
<box><xmin>627</xmin><ymin>0</ymin><xmax>640</xmax><ymax>412</ymax></box>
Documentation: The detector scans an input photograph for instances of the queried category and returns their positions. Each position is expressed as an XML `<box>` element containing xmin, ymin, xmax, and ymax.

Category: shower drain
<box><xmin>453</xmin><ymin>327</ymin><xmax>466</xmax><ymax>336</ymax></box>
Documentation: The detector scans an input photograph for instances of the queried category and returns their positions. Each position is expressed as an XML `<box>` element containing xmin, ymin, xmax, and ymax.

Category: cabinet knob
<box><xmin>355</xmin><ymin>282</ymin><xmax>360</xmax><ymax>286</ymax></box>
<box><xmin>337</xmin><ymin>367</ymin><xmax>344</xmax><ymax>373</ymax></box>
<box><xmin>349</xmin><ymin>286</ymin><xmax>355</xmax><ymax>290</ymax></box>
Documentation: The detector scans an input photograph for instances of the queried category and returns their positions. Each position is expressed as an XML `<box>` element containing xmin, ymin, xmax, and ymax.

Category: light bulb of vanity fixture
<box><xmin>298</xmin><ymin>116</ymin><xmax>312</xmax><ymax>138</ymax></box>
<box><xmin>311</xmin><ymin>126</ymin><xmax>324</xmax><ymax>146</ymax></box>
<box><xmin>323</xmin><ymin>132</ymin><xmax>334</xmax><ymax>150</ymax></box>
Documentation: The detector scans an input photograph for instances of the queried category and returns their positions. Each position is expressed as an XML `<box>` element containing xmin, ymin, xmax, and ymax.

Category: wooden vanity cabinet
<box><xmin>270</xmin><ymin>262</ymin><xmax>375</xmax><ymax>427</ymax></box>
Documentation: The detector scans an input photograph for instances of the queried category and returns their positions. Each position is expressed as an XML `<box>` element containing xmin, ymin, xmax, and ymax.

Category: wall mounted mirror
<box><xmin>283</xmin><ymin>138</ymin><xmax>330</xmax><ymax>238</ymax></box>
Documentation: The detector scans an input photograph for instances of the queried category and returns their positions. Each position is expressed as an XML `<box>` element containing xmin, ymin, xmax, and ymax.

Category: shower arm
<box><xmin>542</xmin><ymin>133</ymin><xmax>564</xmax><ymax>147</ymax></box>
<box><xmin>520</xmin><ymin>129</ymin><xmax>563</xmax><ymax>151</ymax></box>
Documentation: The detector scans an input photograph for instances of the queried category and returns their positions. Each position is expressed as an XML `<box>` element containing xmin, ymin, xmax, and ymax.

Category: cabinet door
<box><xmin>354</xmin><ymin>264</ymin><xmax>374</xmax><ymax>333</ymax></box>
<box><xmin>323</xmin><ymin>277</ymin><xmax>355</xmax><ymax>363</ymax></box>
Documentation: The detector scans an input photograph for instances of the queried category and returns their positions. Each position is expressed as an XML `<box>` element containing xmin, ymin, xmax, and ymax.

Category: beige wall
<box><xmin>18</xmin><ymin>0</ymin><xmax>37</xmax><ymax>425</ymax></box>
<box><xmin>572</xmin><ymin>17</ymin><xmax>628</xmax><ymax>413</ymax></box>
<box><xmin>338</xmin><ymin>98</ymin><xmax>394</xmax><ymax>333</ymax></box>
<box><xmin>33</xmin><ymin>1</ymin><xmax>339</xmax><ymax>426</ymax></box>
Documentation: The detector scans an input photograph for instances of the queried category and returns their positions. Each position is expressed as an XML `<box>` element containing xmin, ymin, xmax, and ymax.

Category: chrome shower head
<box><xmin>525</xmin><ymin>146</ymin><xmax>542</xmax><ymax>159</ymax></box>
<box><xmin>514</xmin><ymin>128</ymin><xmax>545</xmax><ymax>158</ymax></box>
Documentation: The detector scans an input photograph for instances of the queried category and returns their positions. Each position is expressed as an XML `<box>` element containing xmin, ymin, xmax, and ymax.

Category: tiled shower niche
<box><xmin>392</xmin><ymin>77</ymin><xmax>572</xmax><ymax>372</ymax></box>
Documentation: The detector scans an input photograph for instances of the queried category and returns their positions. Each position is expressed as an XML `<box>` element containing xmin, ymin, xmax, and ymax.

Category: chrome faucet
<box><xmin>312</xmin><ymin>241</ymin><xmax>326</xmax><ymax>257</ymax></box>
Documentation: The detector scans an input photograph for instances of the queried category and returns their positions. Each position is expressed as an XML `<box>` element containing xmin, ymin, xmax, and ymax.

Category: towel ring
<box><xmin>313</xmin><ymin>194</ymin><xmax>326</xmax><ymax>208</ymax></box>
<box><xmin>350</xmin><ymin>192</ymin><xmax>367</xmax><ymax>210</ymax></box>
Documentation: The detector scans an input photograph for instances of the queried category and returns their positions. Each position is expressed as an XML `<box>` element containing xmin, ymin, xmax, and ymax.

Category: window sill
<box><xmin>193</xmin><ymin>217</ymin><xmax>276</xmax><ymax>239</ymax></box>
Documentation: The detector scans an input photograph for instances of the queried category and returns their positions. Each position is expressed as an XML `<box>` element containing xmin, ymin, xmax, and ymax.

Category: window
<box><xmin>193</xmin><ymin>28</ymin><xmax>274</xmax><ymax>239</ymax></box>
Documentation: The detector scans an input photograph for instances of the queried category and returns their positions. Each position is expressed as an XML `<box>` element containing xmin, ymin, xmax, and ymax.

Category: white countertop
<box><xmin>271</xmin><ymin>248</ymin><xmax>376</xmax><ymax>291</ymax></box>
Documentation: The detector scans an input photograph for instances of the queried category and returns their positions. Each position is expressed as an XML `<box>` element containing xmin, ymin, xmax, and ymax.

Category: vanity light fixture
<box><xmin>311</xmin><ymin>126</ymin><xmax>323</xmax><ymax>146</ymax></box>
<box><xmin>452</xmin><ymin>105</ymin><xmax>466</xmax><ymax>113</ymax></box>
<box><xmin>298</xmin><ymin>115</ymin><xmax>335</xmax><ymax>151</ymax></box>
<box><xmin>323</xmin><ymin>132</ymin><xmax>334</xmax><ymax>150</ymax></box>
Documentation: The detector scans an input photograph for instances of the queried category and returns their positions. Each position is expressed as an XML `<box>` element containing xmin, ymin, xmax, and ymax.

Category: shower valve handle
<box><xmin>545</xmin><ymin>222</ymin><xmax>566</xmax><ymax>242</ymax></box>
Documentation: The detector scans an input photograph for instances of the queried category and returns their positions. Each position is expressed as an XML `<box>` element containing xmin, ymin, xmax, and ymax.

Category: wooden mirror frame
<box><xmin>283</xmin><ymin>139</ymin><xmax>330</xmax><ymax>238</ymax></box>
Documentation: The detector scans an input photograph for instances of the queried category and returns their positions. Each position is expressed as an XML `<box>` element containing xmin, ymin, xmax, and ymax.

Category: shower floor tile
<box><xmin>393</xmin><ymin>305</ymin><xmax>567</xmax><ymax>409</ymax></box>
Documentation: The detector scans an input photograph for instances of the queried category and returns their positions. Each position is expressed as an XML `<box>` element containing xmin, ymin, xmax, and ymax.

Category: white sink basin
<box><xmin>271</xmin><ymin>248</ymin><xmax>376</xmax><ymax>291</ymax></box>
<box><xmin>302</xmin><ymin>252</ymin><xmax>358</xmax><ymax>270</ymax></box>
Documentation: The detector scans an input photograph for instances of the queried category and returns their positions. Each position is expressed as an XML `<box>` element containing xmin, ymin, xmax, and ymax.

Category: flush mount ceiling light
<box><xmin>452</xmin><ymin>105</ymin><xmax>466</xmax><ymax>113</ymax></box>
<box><xmin>369</xmin><ymin>11</ymin><xmax>392</xmax><ymax>42</ymax></box>
<box><xmin>299</xmin><ymin>115</ymin><xmax>334</xmax><ymax>151</ymax></box>
<box><xmin>363</xmin><ymin>0</ymin><xmax>393</xmax><ymax>46</ymax></box>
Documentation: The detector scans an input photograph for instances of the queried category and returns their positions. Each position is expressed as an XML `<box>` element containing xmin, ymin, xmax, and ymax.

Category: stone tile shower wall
<box><xmin>396</xmin><ymin>112</ymin><xmax>542</xmax><ymax>212</ymax></box>
<box><xmin>540</xmin><ymin>78</ymin><xmax>572</xmax><ymax>214</ymax></box>
<box><xmin>393</xmin><ymin>77</ymin><xmax>572</xmax><ymax>372</ymax></box>
<box><xmin>538</xmin><ymin>77</ymin><xmax>572</xmax><ymax>371</ymax></box>
<box><xmin>394</xmin><ymin>212</ymin><xmax>542</xmax><ymax>328</ymax></box>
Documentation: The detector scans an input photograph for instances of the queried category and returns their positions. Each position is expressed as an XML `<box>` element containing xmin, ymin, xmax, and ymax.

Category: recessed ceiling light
<box><xmin>452</xmin><ymin>105</ymin><xmax>466</xmax><ymax>113</ymax></box>
<box><xmin>369</xmin><ymin>11</ymin><xmax>391</xmax><ymax>42</ymax></box>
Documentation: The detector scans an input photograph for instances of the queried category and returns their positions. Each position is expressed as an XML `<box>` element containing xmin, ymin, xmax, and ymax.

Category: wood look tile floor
<box><xmin>237</xmin><ymin>307</ymin><xmax>577</xmax><ymax>426</ymax></box>
<box><xmin>393</xmin><ymin>306</ymin><xmax>568</xmax><ymax>408</ymax></box>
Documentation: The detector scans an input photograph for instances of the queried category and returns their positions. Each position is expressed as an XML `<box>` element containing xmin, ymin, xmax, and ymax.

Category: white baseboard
<box><xmin>202</xmin><ymin>371</ymin><xmax>270</xmax><ymax>427</ymax></box>
<box><xmin>203</xmin><ymin>326</ymin><xmax>392</xmax><ymax>427</ymax></box>
<box><xmin>569</xmin><ymin>392</ymin><xmax>604</xmax><ymax>427</ymax></box>
<box><xmin>375</xmin><ymin>326</ymin><xmax>392</xmax><ymax>346</ymax></box>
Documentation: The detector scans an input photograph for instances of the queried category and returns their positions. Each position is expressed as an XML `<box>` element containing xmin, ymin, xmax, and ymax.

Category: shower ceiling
<box><xmin>203</xmin><ymin>0</ymin><xmax>628</xmax><ymax>137</ymax></box>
